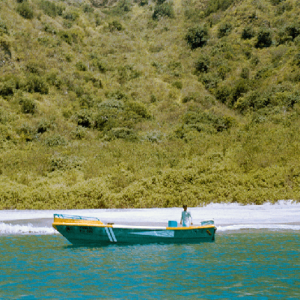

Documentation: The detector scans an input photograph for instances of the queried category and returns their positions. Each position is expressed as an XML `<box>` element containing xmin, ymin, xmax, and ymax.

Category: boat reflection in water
<box><xmin>53</xmin><ymin>214</ymin><xmax>217</xmax><ymax>246</ymax></box>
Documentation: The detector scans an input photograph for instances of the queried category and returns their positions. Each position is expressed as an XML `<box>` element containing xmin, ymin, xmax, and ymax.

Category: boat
<box><xmin>52</xmin><ymin>214</ymin><xmax>217</xmax><ymax>245</ymax></box>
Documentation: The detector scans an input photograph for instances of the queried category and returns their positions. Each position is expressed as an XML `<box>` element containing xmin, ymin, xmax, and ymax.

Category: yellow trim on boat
<box><xmin>52</xmin><ymin>217</ymin><xmax>216</xmax><ymax>231</ymax></box>
<box><xmin>52</xmin><ymin>217</ymin><xmax>109</xmax><ymax>229</ymax></box>
<box><xmin>166</xmin><ymin>225</ymin><xmax>215</xmax><ymax>230</ymax></box>
<box><xmin>53</xmin><ymin>217</ymin><xmax>103</xmax><ymax>225</ymax></box>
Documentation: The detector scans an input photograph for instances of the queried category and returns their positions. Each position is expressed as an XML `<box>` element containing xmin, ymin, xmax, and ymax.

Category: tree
<box><xmin>185</xmin><ymin>26</ymin><xmax>208</xmax><ymax>50</ymax></box>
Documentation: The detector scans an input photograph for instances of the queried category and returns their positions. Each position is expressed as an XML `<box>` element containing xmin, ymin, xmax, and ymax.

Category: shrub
<box><xmin>89</xmin><ymin>76</ymin><xmax>102</xmax><ymax>89</ymax></box>
<box><xmin>39</xmin><ymin>0</ymin><xmax>64</xmax><ymax>18</ymax></box>
<box><xmin>43</xmin><ymin>23</ymin><xmax>57</xmax><ymax>34</ymax></box>
<box><xmin>0</xmin><ymin>19</ymin><xmax>8</xmax><ymax>35</ymax></box>
<box><xmin>75</xmin><ymin>61</ymin><xmax>87</xmax><ymax>71</ymax></box>
<box><xmin>59</xmin><ymin>31</ymin><xmax>73</xmax><ymax>44</ymax></box>
<box><xmin>255</xmin><ymin>28</ymin><xmax>272</xmax><ymax>48</ymax></box>
<box><xmin>90</xmin><ymin>0</ymin><xmax>105</xmax><ymax>8</ymax></box>
<box><xmin>109</xmin><ymin>127</ymin><xmax>137</xmax><ymax>141</ymax></box>
<box><xmin>235</xmin><ymin>90</ymin><xmax>272</xmax><ymax>112</ymax></box>
<box><xmin>18</xmin><ymin>123</ymin><xmax>36</xmax><ymax>141</ymax></box>
<box><xmin>49</xmin><ymin>155</ymin><xmax>83</xmax><ymax>171</ymax></box>
<box><xmin>0</xmin><ymin>124</ymin><xmax>15</xmax><ymax>142</ymax></box>
<box><xmin>0</xmin><ymin>79</ymin><xmax>15</xmax><ymax>97</ymax></box>
<box><xmin>92</xmin><ymin>58</ymin><xmax>107</xmax><ymax>73</ymax></box>
<box><xmin>215</xmin><ymin>85</ymin><xmax>231</xmax><ymax>103</ymax></box>
<box><xmin>241</xmin><ymin>68</ymin><xmax>250</xmax><ymax>79</ymax></box>
<box><xmin>152</xmin><ymin>3</ymin><xmax>175</xmax><ymax>20</ymax></box>
<box><xmin>71</xmin><ymin>126</ymin><xmax>87</xmax><ymax>140</ymax></box>
<box><xmin>25</xmin><ymin>75</ymin><xmax>49</xmax><ymax>94</ymax></box>
<box><xmin>284</xmin><ymin>23</ymin><xmax>300</xmax><ymax>41</ymax></box>
<box><xmin>181</xmin><ymin>108</ymin><xmax>235</xmax><ymax>132</ymax></box>
<box><xmin>108</xmin><ymin>20</ymin><xmax>123</xmax><ymax>32</ymax></box>
<box><xmin>195</xmin><ymin>55</ymin><xmax>210</xmax><ymax>73</ymax></box>
<box><xmin>204</xmin><ymin>0</ymin><xmax>235</xmax><ymax>16</ymax></box>
<box><xmin>44</xmin><ymin>134</ymin><xmax>67</xmax><ymax>147</ymax></box>
<box><xmin>139</xmin><ymin>0</ymin><xmax>148</xmax><ymax>6</ymax></box>
<box><xmin>83</xmin><ymin>4</ymin><xmax>94</xmax><ymax>13</ymax></box>
<box><xmin>218</xmin><ymin>23</ymin><xmax>232</xmax><ymax>38</ymax></box>
<box><xmin>37</xmin><ymin>119</ymin><xmax>51</xmax><ymax>133</ymax></box>
<box><xmin>185</xmin><ymin>26</ymin><xmax>208</xmax><ymax>50</ymax></box>
<box><xmin>230</xmin><ymin>79</ymin><xmax>250</xmax><ymax>105</ymax></box>
<box><xmin>16</xmin><ymin>2</ymin><xmax>34</xmax><ymax>19</ymax></box>
<box><xmin>275</xmin><ymin>1</ymin><xmax>293</xmax><ymax>15</ymax></box>
<box><xmin>250</xmin><ymin>55</ymin><xmax>260</xmax><ymax>66</ymax></box>
<box><xmin>199</xmin><ymin>73</ymin><xmax>219</xmax><ymax>90</ymax></box>
<box><xmin>182</xmin><ymin>92</ymin><xmax>201</xmax><ymax>103</ymax></box>
<box><xmin>75</xmin><ymin>110</ymin><xmax>93</xmax><ymax>128</ymax></box>
<box><xmin>46</xmin><ymin>70</ymin><xmax>62</xmax><ymax>89</ymax></box>
<box><xmin>293</xmin><ymin>53</ymin><xmax>300</xmax><ymax>66</ymax></box>
<box><xmin>118</xmin><ymin>65</ymin><xmax>141</xmax><ymax>84</ymax></box>
<box><xmin>117</xmin><ymin>0</ymin><xmax>132</xmax><ymax>12</ymax></box>
<box><xmin>94</xmin><ymin>103</ymin><xmax>124</xmax><ymax>131</ymax></box>
<box><xmin>270</xmin><ymin>0</ymin><xmax>285</xmax><ymax>5</ymax></box>
<box><xmin>217</xmin><ymin>65</ymin><xmax>230</xmax><ymax>80</ymax></box>
<box><xmin>172</xmin><ymin>81</ymin><xmax>183</xmax><ymax>89</ymax></box>
<box><xmin>63</xmin><ymin>11</ymin><xmax>79</xmax><ymax>21</ymax></box>
<box><xmin>20</xmin><ymin>98</ymin><xmax>37</xmax><ymax>114</ymax></box>
<box><xmin>0</xmin><ymin>108</ymin><xmax>11</xmax><ymax>124</ymax></box>
<box><xmin>143</xmin><ymin>131</ymin><xmax>163</xmax><ymax>143</ymax></box>
<box><xmin>150</xmin><ymin>94</ymin><xmax>157</xmax><ymax>103</ymax></box>
<box><xmin>241</xmin><ymin>26</ymin><xmax>255</xmax><ymax>40</ymax></box>
<box><xmin>277</xmin><ymin>23</ymin><xmax>300</xmax><ymax>44</ymax></box>
<box><xmin>126</xmin><ymin>101</ymin><xmax>151</xmax><ymax>119</ymax></box>
<box><xmin>25</xmin><ymin>60</ymin><xmax>43</xmax><ymax>74</ymax></box>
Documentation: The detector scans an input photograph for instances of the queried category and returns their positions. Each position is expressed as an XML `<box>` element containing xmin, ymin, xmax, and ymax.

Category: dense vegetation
<box><xmin>0</xmin><ymin>0</ymin><xmax>300</xmax><ymax>209</ymax></box>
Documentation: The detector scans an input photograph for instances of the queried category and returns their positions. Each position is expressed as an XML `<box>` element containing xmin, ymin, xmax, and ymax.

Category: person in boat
<box><xmin>180</xmin><ymin>205</ymin><xmax>193</xmax><ymax>227</ymax></box>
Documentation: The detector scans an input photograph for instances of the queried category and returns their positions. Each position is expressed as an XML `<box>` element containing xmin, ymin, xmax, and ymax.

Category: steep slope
<box><xmin>0</xmin><ymin>0</ymin><xmax>299</xmax><ymax>208</ymax></box>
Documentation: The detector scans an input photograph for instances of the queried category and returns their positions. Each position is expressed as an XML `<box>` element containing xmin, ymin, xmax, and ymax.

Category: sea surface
<box><xmin>1</xmin><ymin>201</ymin><xmax>300</xmax><ymax>299</ymax></box>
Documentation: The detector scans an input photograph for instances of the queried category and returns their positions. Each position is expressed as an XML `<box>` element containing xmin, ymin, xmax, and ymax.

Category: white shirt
<box><xmin>181</xmin><ymin>211</ymin><xmax>192</xmax><ymax>227</ymax></box>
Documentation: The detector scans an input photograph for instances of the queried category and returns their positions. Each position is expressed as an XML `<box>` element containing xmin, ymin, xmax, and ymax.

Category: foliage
<box><xmin>0</xmin><ymin>79</ymin><xmax>15</xmax><ymax>97</ymax></box>
<box><xmin>63</xmin><ymin>10</ymin><xmax>79</xmax><ymax>22</ymax></box>
<box><xmin>0</xmin><ymin>0</ymin><xmax>300</xmax><ymax>208</ymax></box>
<box><xmin>185</xmin><ymin>26</ymin><xmax>208</xmax><ymax>49</ymax></box>
<box><xmin>49</xmin><ymin>155</ymin><xmax>84</xmax><ymax>171</ymax></box>
<box><xmin>37</xmin><ymin>119</ymin><xmax>51</xmax><ymax>134</ymax></box>
<box><xmin>255</xmin><ymin>28</ymin><xmax>272</xmax><ymax>48</ymax></box>
<box><xmin>152</xmin><ymin>3</ymin><xmax>175</xmax><ymax>20</ymax></box>
<box><xmin>0</xmin><ymin>19</ymin><xmax>8</xmax><ymax>35</ymax></box>
<box><xmin>204</xmin><ymin>0</ymin><xmax>235</xmax><ymax>16</ymax></box>
<box><xmin>218</xmin><ymin>23</ymin><xmax>232</xmax><ymax>38</ymax></box>
<box><xmin>195</xmin><ymin>55</ymin><xmax>210</xmax><ymax>73</ymax></box>
<box><xmin>25</xmin><ymin>75</ymin><xmax>49</xmax><ymax>94</ymax></box>
<box><xmin>20</xmin><ymin>98</ymin><xmax>37</xmax><ymax>114</ymax></box>
<box><xmin>75</xmin><ymin>61</ymin><xmax>87</xmax><ymax>71</ymax></box>
<box><xmin>75</xmin><ymin>110</ymin><xmax>93</xmax><ymax>128</ymax></box>
<box><xmin>39</xmin><ymin>0</ymin><xmax>64</xmax><ymax>18</ymax></box>
<box><xmin>108</xmin><ymin>20</ymin><xmax>123</xmax><ymax>32</ymax></box>
<box><xmin>44</xmin><ymin>134</ymin><xmax>67</xmax><ymax>147</ymax></box>
<box><xmin>71</xmin><ymin>126</ymin><xmax>87</xmax><ymax>140</ymax></box>
<box><xmin>16</xmin><ymin>2</ymin><xmax>34</xmax><ymax>19</ymax></box>
<box><xmin>242</xmin><ymin>26</ymin><xmax>255</xmax><ymax>40</ymax></box>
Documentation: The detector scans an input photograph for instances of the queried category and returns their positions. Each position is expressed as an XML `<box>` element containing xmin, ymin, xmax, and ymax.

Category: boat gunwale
<box><xmin>52</xmin><ymin>220</ymin><xmax>216</xmax><ymax>231</ymax></box>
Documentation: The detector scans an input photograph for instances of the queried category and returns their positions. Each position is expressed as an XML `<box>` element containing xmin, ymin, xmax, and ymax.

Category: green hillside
<box><xmin>0</xmin><ymin>0</ymin><xmax>300</xmax><ymax>209</ymax></box>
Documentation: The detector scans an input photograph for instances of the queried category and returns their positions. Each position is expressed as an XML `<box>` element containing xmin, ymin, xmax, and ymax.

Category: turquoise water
<box><xmin>1</xmin><ymin>231</ymin><xmax>299</xmax><ymax>299</ymax></box>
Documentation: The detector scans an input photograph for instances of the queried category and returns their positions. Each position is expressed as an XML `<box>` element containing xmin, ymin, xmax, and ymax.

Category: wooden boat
<box><xmin>52</xmin><ymin>214</ymin><xmax>217</xmax><ymax>245</ymax></box>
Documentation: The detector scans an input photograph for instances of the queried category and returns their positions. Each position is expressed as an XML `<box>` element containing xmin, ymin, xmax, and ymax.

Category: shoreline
<box><xmin>1</xmin><ymin>201</ymin><xmax>300</xmax><ymax>234</ymax></box>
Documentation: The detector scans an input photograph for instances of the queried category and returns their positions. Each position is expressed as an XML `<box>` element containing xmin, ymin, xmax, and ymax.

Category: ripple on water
<box><xmin>0</xmin><ymin>232</ymin><xmax>299</xmax><ymax>299</ymax></box>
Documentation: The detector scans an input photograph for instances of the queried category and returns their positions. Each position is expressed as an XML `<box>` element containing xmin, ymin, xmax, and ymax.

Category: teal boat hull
<box><xmin>53</xmin><ymin>214</ymin><xmax>216</xmax><ymax>246</ymax></box>
<box><xmin>56</xmin><ymin>225</ymin><xmax>216</xmax><ymax>245</ymax></box>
